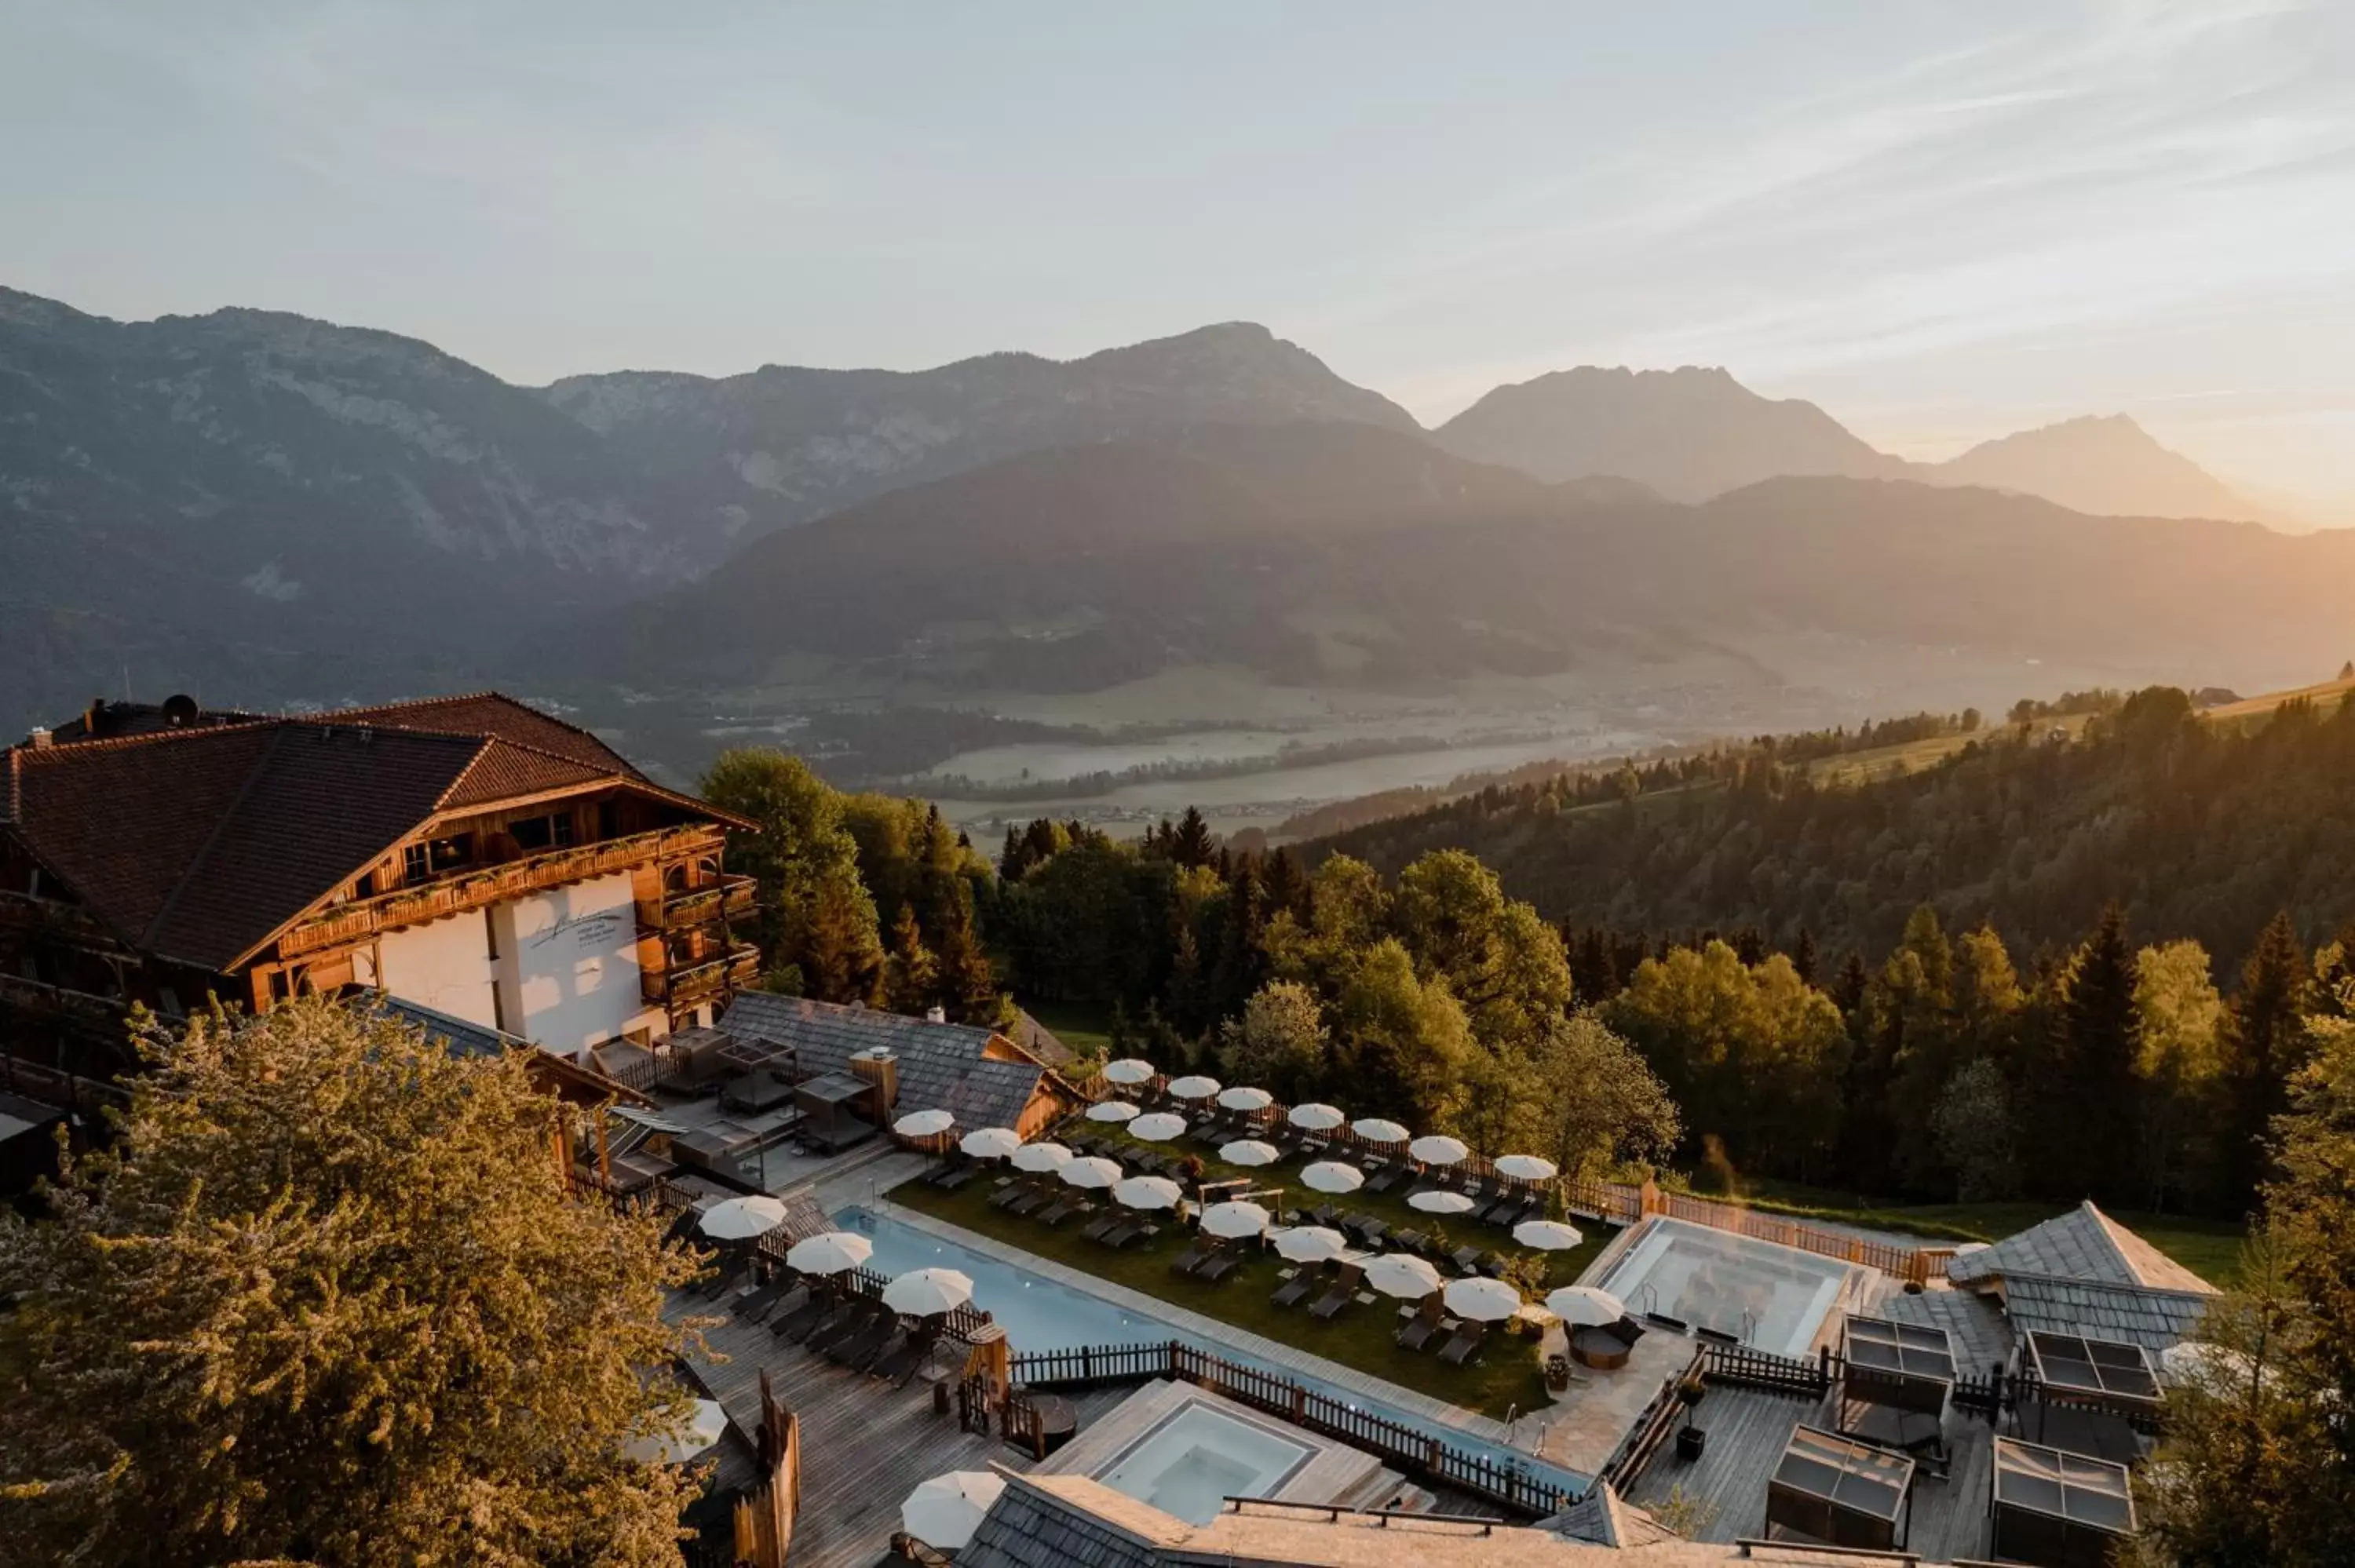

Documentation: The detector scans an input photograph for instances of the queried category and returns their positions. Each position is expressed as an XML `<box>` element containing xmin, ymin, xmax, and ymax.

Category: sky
<box><xmin>5</xmin><ymin>1</ymin><xmax>2352</xmax><ymax>511</ymax></box>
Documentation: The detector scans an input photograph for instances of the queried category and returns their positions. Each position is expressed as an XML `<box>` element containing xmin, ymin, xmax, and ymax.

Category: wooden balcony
<box><xmin>633</xmin><ymin>873</ymin><xmax>757</xmax><ymax>932</ymax></box>
<box><xmin>642</xmin><ymin>943</ymin><xmax>761</xmax><ymax>1010</ymax></box>
<box><xmin>276</xmin><ymin>822</ymin><xmax>729</xmax><ymax>961</ymax></box>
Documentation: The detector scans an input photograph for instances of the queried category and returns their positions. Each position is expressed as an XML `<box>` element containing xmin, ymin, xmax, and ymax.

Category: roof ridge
<box><xmin>1990</xmin><ymin>1267</ymin><xmax>2215</xmax><ymax>1304</ymax></box>
<box><xmin>9</xmin><ymin>717</ymin><xmax>286</xmax><ymax>761</ymax></box>
<box><xmin>327</xmin><ymin>691</ymin><xmax>637</xmax><ymax>768</ymax></box>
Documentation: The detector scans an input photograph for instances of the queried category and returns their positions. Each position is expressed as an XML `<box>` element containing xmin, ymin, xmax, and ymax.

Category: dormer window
<box><xmin>403</xmin><ymin>834</ymin><xmax>474</xmax><ymax>884</ymax></box>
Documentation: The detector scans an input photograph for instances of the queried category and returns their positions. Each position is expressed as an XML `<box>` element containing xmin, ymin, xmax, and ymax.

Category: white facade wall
<box><xmin>362</xmin><ymin>871</ymin><xmax>665</xmax><ymax>1057</ymax></box>
<box><xmin>367</xmin><ymin>909</ymin><xmax>501</xmax><ymax>1031</ymax></box>
<box><xmin>489</xmin><ymin>870</ymin><xmax>663</xmax><ymax>1055</ymax></box>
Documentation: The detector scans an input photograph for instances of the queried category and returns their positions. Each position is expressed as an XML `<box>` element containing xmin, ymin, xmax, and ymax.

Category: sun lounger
<box><xmin>1006</xmin><ymin>1186</ymin><xmax>1050</xmax><ymax>1216</ymax></box>
<box><xmin>1397</xmin><ymin>1312</ymin><xmax>1445</xmax><ymax>1351</ymax></box>
<box><xmin>1310</xmin><ymin>1266</ymin><xmax>1364</xmax><ymax>1320</ymax></box>
<box><xmin>660</xmin><ymin>1209</ymin><xmax>700</xmax><ymax>1249</ymax></box>
<box><xmin>1035</xmin><ymin>1198</ymin><xmax>1075</xmax><ymax>1226</ymax></box>
<box><xmin>1270</xmin><ymin>1269</ymin><xmax>1318</xmax><ymax>1308</ymax></box>
<box><xmin>1439</xmin><ymin>1322</ymin><xmax>1488</xmax><ymax>1366</ymax></box>
<box><xmin>807</xmin><ymin>1301</ymin><xmax>880</xmax><ymax>1357</ymax></box>
<box><xmin>1392</xmin><ymin>1227</ymin><xmax>1429</xmax><ymax>1254</ymax></box>
<box><xmin>732</xmin><ymin>1274</ymin><xmax>795</xmax><ymax>1323</ymax></box>
<box><xmin>831</xmin><ymin>1316</ymin><xmax>899</xmax><ymax>1370</ymax></box>
<box><xmin>988</xmin><ymin>1180</ymin><xmax>1032</xmax><ymax>1209</ymax></box>
<box><xmin>939</xmin><ymin>1163</ymin><xmax>983</xmax><ymax>1192</ymax></box>
<box><xmin>1169</xmin><ymin>1239</ymin><xmax>1215</xmax><ymax>1276</ymax></box>
<box><xmin>1353</xmin><ymin>1217</ymin><xmax>1388</xmax><ymax>1248</ymax></box>
<box><xmin>1099</xmin><ymin>1221</ymin><xmax>1141</xmax><ymax>1249</ymax></box>
<box><xmin>1198</xmin><ymin>1250</ymin><xmax>1239</xmax><ymax>1283</ymax></box>
<box><xmin>873</xmin><ymin>1326</ymin><xmax>936</xmax><ymax>1388</ymax></box>
<box><xmin>1449</xmin><ymin>1245</ymin><xmax>1484</xmax><ymax>1274</ymax></box>
<box><xmin>1364</xmin><ymin>1163</ymin><xmax>1402</xmax><ymax>1194</ymax></box>
<box><xmin>1079</xmin><ymin>1212</ymin><xmax>1119</xmax><ymax>1242</ymax></box>
<box><xmin>772</xmin><ymin>1292</ymin><xmax>832</xmax><ymax>1343</ymax></box>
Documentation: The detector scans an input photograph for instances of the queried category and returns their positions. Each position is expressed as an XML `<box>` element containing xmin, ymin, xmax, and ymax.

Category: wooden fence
<box><xmin>1595</xmin><ymin>1347</ymin><xmax>1706</xmax><ymax>1493</ymax></box>
<box><xmin>1008</xmin><ymin>1340</ymin><xmax>1576</xmax><ymax>1518</ymax></box>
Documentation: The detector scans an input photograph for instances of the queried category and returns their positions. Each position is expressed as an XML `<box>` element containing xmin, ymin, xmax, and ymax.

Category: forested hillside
<box><xmin>1309</xmin><ymin>687</ymin><xmax>2355</xmax><ymax>972</ymax></box>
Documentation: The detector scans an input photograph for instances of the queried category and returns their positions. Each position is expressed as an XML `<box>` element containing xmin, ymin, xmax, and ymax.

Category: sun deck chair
<box><xmin>772</xmin><ymin>1289</ymin><xmax>834</xmax><ymax>1343</ymax></box>
<box><xmin>806</xmin><ymin>1300</ymin><xmax>881</xmax><ymax>1358</ymax></box>
<box><xmin>1448</xmin><ymin>1245</ymin><xmax>1485</xmax><ymax>1274</ymax></box>
<box><xmin>872</xmin><ymin>1324</ymin><xmax>937</xmax><ymax>1388</ymax></box>
<box><xmin>695</xmin><ymin>1252</ymin><xmax>753</xmax><ymax>1300</ymax></box>
<box><xmin>1364</xmin><ymin>1161</ymin><xmax>1404</xmax><ymax>1194</ymax></box>
<box><xmin>1438</xmin><ymin>1322</ymin><xmax>1488</xmax><ymax>1366</ymax></box>
<box><xmin>1006</xmin><ymin>1185</ymin><xmax>1051</xmax><ymax>1217</ymax></box>
<box><xmin>988</xmin><ymin>1180</ymin><xmax>1034</xmax><ymax>1209</ymax></box>
<box><xmin>1270</xmin><ymin>1267</ymin><xmax>1320</xmax><ymax>1309</ymax></box>
<box><xmin>1035</xmin><ymin>1197</ymin><xmax>1075</xmax><ymax>1227</ymax></box>
<box><xmin>1309</xmin><ymin>1264</ymin><xmax>1364</xmax><ymax>1321</ymax></box>
<box><xmin>1078</xmin><ymin>1211</ymin><xmax>1120</xmax><ymax>1242</ymax></box>
<box><xmin>1198</xmin><ymin>1248</ymin><xmax>1240</xmax><ymax>1284</ymax></box>
<box><xmin>660</xmin><ymin>1209</ymin><xmax>701</xmax><ymax>1249</ymax></box>
<box><xmin>1352</xmin><ymin>1216</ymin><xmax>1389</xmax><ymax>1249</ymax></box>
<box><xmin>1397</xmin><ymin>1304</ymin><xmax>1447</xmax><ymax>1351</ymax></box>
<box><xmin>1391</xmin><ymin>1227</ymin><xmax>1429</xmax><ymax>1255</ymax></box>
<box><xmin>939</xmin><ymin>1162</ymin><xmax>983</xmax><ymax>1192</ymax></box>
<box><xmin>830</xmin><ymin>1312</ymin><xmax>900</xmax><ymax>1370</ymax></box>
<box><xmin>1099</xmin><ymin>1220</ymin><xmax>1141</xmax><ymax>1249</ymax></box>
<box><xmin>1169</xmin><ymin>1238</ymin><xmax>1215</xmax><ymax>1276</ymax></box>
<box><xmin>732</xmin><ymin>1273</ymin><xmax>797</xmax><ymax>1323</ymax></box>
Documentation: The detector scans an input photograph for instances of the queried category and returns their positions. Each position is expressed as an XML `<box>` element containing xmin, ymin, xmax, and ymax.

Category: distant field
<box><xmin>1018</xmin><ymin>998</ymin><xmax>1116</xmax><ymax>1062</ymax></box>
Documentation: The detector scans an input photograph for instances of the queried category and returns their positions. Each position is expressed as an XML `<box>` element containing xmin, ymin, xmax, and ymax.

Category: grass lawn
<box><xmin>1707</xmin><ymin>1177</ymin><xmax>2248</xmax><ymax>1287</ymax></box>
<box><xmin>888</xmin><ymin>1122</ymin><xmax>1616</xmax><ymax>1420</ymax></box>
<box><xmin>1017</xmin><ymin>997</ymin><xmax>1116</xmax><ymax>1062</ymax></box>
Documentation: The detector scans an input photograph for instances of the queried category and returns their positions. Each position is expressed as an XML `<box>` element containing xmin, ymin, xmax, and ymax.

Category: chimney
<box><xmin>925</xmin><ymin>1005</ymin><xmax>947</xmax><ymax>1024</ymax></box>
<box><xmin>27</xmin><ymin>727</ymin><xmax>53</xmax><ymax>749</ymax></box>
<box><xmin>848</xmin><ymin>1047</ymin><xmax>900</xmax><ymax>1113</ymax></box>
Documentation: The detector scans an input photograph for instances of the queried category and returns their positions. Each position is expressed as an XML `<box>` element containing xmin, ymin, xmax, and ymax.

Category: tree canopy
<box><xmin>0</xmin><ymin>999</ymin><xmax>704</xmax><ymax>1568</ymax></box>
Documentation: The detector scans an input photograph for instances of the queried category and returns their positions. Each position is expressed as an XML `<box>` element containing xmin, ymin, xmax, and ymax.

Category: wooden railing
<box><xmin>276</xmin><ymin>823</ymin><xmax>728</xmax><ymax>959</ymax></box>
<box><xmin>1596</xmin><ymin>1347</ymin><xmax>1705</xmax><ymax>1493</ymax></box>
<box><xmin>643</xmin><ymin>944</ymin><xmax>761</xmax><ymax>1008</ymax></box>
<box><xmin>1008</xmin><ymin>1340</ymin><xmax>1576</xmax><ymax>1518</ymax></box>
<box><xmin>637</xmin><ymin>875</ymin><xmax>757</xmax><ymax>932</ymax></box>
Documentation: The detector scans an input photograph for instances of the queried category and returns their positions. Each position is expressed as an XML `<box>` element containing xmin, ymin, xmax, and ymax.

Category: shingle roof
<box><xmin>4</xmin><ymin>691</ymin><xmax>706</xmax><ymax>972</ymax></box>
<box><xmin>1871</xmin><ymin>1286</ymin><xmax>2014</xmax><ymax>1375</ymax></box>
<box><xmin>374</xmin><ymin>994</ymin><xmax>531</xmax><ymax>1059</ymax></box>
<box><xmin>717</xmin><ymin>991</ymin><xmax>1052</xmax><ymax>1131</ymax></box>
<box><xmin>1997</xmin><ymin>1274</ymin><xmax>2214</xmax><ymax>1352</ymax></box>
<box><xmin>1948</xmin><ymin>1202</ymin><xmax>2215</xmax><ymax>1296</ymax></box>
<box><xmin>1541</xmin><ymin>1481</ymin><xmax>1679</xmax><ymax>1549</ymax></box>
<box><xmin>958</xmin><ymin>1474</ymin><xmax>1167</xmax><ymax>1568</ymax></box>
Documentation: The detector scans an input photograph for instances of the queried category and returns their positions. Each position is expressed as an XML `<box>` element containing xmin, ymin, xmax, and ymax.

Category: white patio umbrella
<box><xmin>785</xmin><ymin>1231</ymin><xmax>873</xmax><ymax>1275</ymax></box>
<box><xmin>1445</xmin><ymin>1275</ymin><xmax>1524</xmax><ymax>1322</ymax></box>
<box><xmin>1288</xmin><ymin>1102</ymin><xmax>1345</xmax><ymax>1132</ymax></box>
<box><xmin>1217</xmin><ymin>1085</ymin><xmax>1273</xmax><ymax>1112</ymax></box>
<box><xmin>1409</xmin><ymin>1189</ymin><xmax>1475</xmax><ymax>1215</ymax></box>
<box><xmin>1086</xmin><ymin>1099</ymin><xmax>1141</xmax><ymax>1123</ymax></box>
<box><xmin>1129</xmin><ymin>1111</ymin><xmax>1188</xmax><ymax>1142</ymax></box>
<box><xmin>1364</xmin><ymin>1253</ymin><xmax>1444</xmax><ymax>1300</ymax></box>
<box><xmin>2161</xmin><ymin>1340</ymin><xmax>2260</xmax><ymax>1387</ymax></box>
<box><xmin>1545</xmin><ymin>1285</ymin><xmax>1627</xmax><ymax>1328</ymax></box>
<box><xmin>1200</xmin><ymin>1200</ymin><xmax>1272</xmax><ymax>1240</ymax></box>
<box><xmin>1102</xmin><ymin>1058</ymin><xmax>1157</xmax><ymax>1085</ymax></box>
<box><xmin>893</xmin><ymin>1108</ymin><xmax>955</xmax><ymax>1140</ymax></box>
<box><xmin>1272</xmin><ymin>1226</ymin><xmax>1349</xmax><ymax>1264</ymax></box>
<box><xmin>1220</xmin><ymin>1139</ymin><xmax>1280</xmax><ymax>1167</ymax></box>
<box><xmin>1302</xmin><ymin>1161</ymin><xmax>1365</xmax><ymax>1194</ymax></box>
<box><xmin>1114</xmin><ymin>1174</ymin><xmax>1183</xmax><ymax>1210</ymax></box>
<box><xmin>882</xmin><ymin>1267</ymin><xmax>975</xmax><ymax>1318</ymax></box>
<box><xmin>1494</xmin><ymin>1154</ymin><xmax>1559</xmax><ymax>1182</ymax></box>
<box><xmin>1408</xmin><ymin>1134</ymin><xmax>1470</xmax><ymax>1166</ymax></box>
<box><xmin>1167</xmin><ymin>1074</ymin><xmax>1222</xmax><ymax>1100</ymax></box>
<box><xmin>1060</xmin><ymin>1156</ymin><xmax>1123</xmax><ymax>1190</ymax></box>
<box><xmin>1353</xmin><ymin>1118</ymin><xmax>1410</xmax><ymax>1144</ymax></box>
<box><xmin>1010</xmin><ymin>1140</ymin><xmax>1073</xmax><ymax>1173</ymax></box>
<box><xmin>959</xmin><ymin>1126</ymin><xmax>1022</xmax><ymax>1160</ymax></box>
<box><xmin>698</xmin><ymin>1194</ymin><xmax>790</xmax><ymax>1242</ymax></box>
<box><xmin>901</xmin><ymin>1470</ymin><xmax>1006</xmax><ymax>1551</ymax></box>
<box><xmin>623</xmin><ymin>1397</ymin><xmax>728</xmax><ymax>1465</ymax></box>
<box><xmin>1513</xmin><ymin>1219</ymin><xmax>1586</xmax><ymax>1252</ymax></box>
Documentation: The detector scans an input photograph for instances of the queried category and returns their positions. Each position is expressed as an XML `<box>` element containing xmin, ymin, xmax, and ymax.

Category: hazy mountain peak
<box><xmin>1435</xmin><ymin>363</ymin><xmax>1900</xmax><ymax>501</ymax></box>
<box><xmin>1936</xmin><ymin>412</ymin><xmax>2258</xmax><ymax>522</ymax></box>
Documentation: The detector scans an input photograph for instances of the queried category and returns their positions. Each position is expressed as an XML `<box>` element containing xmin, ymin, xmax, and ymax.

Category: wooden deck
<box><xmin>1623</xmin><ymin>1383</ymin><xmax>1997</xmax><ymax>1563</ymax></box>
<box><xmin>677</xmin><ymin>1290</ymin><xmax>1133</xmax><ymax>1568</ymax></box>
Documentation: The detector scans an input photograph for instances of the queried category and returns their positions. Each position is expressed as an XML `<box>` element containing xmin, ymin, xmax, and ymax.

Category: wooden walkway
<box><xmin>1623</xmin><ymin>1382</ymin><xmax>1996</xmax><ymax>1563</ymax></box>
<box><xmin>678</xmin><ymin>1292</ymin><xmax>1131</xmax><ymax>1568</ymax></box>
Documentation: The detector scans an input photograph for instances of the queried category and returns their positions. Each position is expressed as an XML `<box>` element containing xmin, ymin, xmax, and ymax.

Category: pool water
<box><xmin>836</xmin><ymin>1205</ymin><xmax>1588</xmax><ymax>1494</ymax></box>
<box><xmin>1592</xmin><ymin>1216</ymin><xmax>1854</xmax><ymax>1358</ymax></box>
<box><xmin>1094</xmin><ymin>1403</ymin><xmax>1317</xmax><ymax>1524</ymax></box>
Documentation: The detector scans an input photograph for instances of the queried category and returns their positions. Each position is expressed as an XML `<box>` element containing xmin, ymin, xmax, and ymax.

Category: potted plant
<box><xmin>1545</xmin><ymin>1354</ymin><xmax>1572</xmax><ymax>1392</ymax></box>
<box><xmin>1674</xmin><ymin>1370</ymin><xmax>1708</xmax><ymax>1460</ymax></box>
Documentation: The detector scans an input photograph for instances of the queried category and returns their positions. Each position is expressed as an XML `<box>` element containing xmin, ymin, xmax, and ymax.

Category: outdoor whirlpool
<box><xmin>1090</xmin><ymin>1402</ymin><xmax>1319</xmax><ymax>1524</ymax></box>
<box><xmin>1590</xmin><ymin>1216</ymin><xmax>1860</xmax><ymax>1358</ymax></box>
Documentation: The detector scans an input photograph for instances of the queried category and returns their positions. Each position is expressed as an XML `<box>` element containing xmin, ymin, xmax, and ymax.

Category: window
<box><xmin>403</xmin><ymin>844</ymin><xmax>429</xmax><ymax>884</ymax></box>
<box><xmin>354</xmin><ymin>870</ymin><xmax>376</xmax><ymax>899</ymax></box>
<box><xmin>596</xmin><ymin>800</ymin><xmax>621</xmax><ymax>841</ymax></box>
<box><xmin>404</xmin><ymin>836</ymin><xmax>475</xmax><ymax>883</ymax></box>
<box><xmin>553</xmin><ymin>811</ymin><xmax>575</xmax><ymax>847</ymax></box>
<box><xmin>509</xmin><ymin>815</ymin><xmax>553</xmax><ymax>851</ymax></box>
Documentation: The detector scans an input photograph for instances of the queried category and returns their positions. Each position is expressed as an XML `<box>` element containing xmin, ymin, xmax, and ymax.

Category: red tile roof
<box><xmin>4</xmin><ymin>692</ymin><xmax>715</xmax><ymax>972</ymax></box>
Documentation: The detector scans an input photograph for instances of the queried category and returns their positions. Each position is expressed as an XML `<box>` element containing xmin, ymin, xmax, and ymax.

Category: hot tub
<box><xmin>1091</xmin><ymin>1401</ymin><xmax>1320</xmax><ymax>1525</ymax></box>
<box><xmin>1593</xmin><ymin>1216</ymin><xmax>1858</xmax><ymax>1358</ymax></box>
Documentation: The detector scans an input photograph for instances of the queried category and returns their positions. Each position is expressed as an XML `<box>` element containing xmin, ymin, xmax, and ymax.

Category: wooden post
<box><xmin>1638</xmin><ymin>1176</ymin><xmax>1660</xmax><ymax>1217</ymax></box>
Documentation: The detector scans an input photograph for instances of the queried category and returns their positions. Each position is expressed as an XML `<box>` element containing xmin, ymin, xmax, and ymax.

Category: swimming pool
<box><xmin>836</xmin><ymin>1205</ymin><xmax>1589</xmax><ymax>1494</ymax></box>
<box><xmin>1592</xmin><ymin>1216</ymin><xmax>1856</xmax><ymax>1358</ymax></box>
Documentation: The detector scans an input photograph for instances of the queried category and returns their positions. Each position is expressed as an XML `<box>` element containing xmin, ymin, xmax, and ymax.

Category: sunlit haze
<box><xmin>5</xmin><ymin>1</ymin><xmax>2350</xmax><ymax>510</ymax></box>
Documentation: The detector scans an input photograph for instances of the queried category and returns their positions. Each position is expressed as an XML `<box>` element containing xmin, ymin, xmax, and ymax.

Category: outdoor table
<box><xmin>1031</xmin><ymin>1393</ymin><xmax>1079</xmax><ymax>1453</ymax></box>
<box><xmin>1571</xmin><ymin>1326</ymin><xmax>1632</xmax><ymax>1370</ymax></box>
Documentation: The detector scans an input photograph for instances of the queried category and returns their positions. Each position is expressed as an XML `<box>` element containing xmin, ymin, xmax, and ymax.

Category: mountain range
<box><xmin>0</xmin><ymin>282</ymin><xmax>2324</xmax><ymax>732</ymax></box>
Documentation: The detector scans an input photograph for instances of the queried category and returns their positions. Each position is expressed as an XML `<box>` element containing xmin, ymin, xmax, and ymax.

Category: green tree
<box><xmin>2221</xmin><ymin>912</ymin><xmax>2317</xmax><ymax>1208</ymax></box>
<box><xmin>1331</xmin><ymin>939</ymin><xmax>1472</xmax><ymax>1127</ymax></box>
<box><xmin>1929</xmin><ymin>1057</ymin><xmax>2017</xmax><ymax>1202</ymax></box>
<box><xmin>1218</xmin><ymin>979</ymin><xmax>1330</xmax><ymax>1104</ymax></box>
<box><xmin>702</xmin><ymin>748</ymin><xmax>883</xmax><ymax>1004</ymax></box>
<box><xmin>2135</xmin><ymin>939</ymin><xmax>2228</xmax><ymax>1211</ymax></box>
<box><xmin>0</xmin><ymin>999</ymin><xmax>703</xmax><ymax>1567</ymax></box>
<box><xmin>881</xmin><ymin>902</ymin><xmax>938</xmax><ymax>1016</ymax></box>
<box><xmin>2046</xmin><ymin>904</ymin><xmax>2144</xmax><ymax>1204</ymax></box>
<box><xmin>1518</xmin><ymin>1010</ymin><xmax>1681</xmax><ymax>1182</ymax></box>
